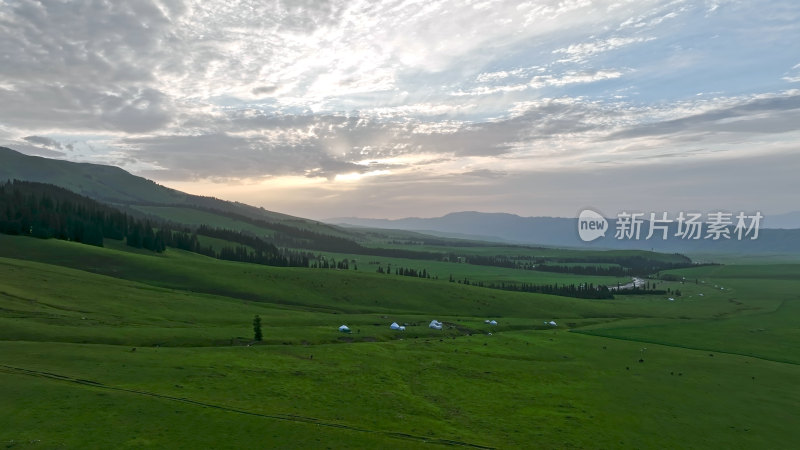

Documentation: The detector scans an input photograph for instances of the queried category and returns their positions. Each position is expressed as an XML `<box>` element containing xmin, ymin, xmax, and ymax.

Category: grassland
<box><xmin>576</xmin><ymin>264</ymin><xmax>800</xmax><ymax>364</ymax></box>
<box><xmin>1</xmin><ymin>234</ymin><xmax>798</xmax><ymax>448</ymax></box>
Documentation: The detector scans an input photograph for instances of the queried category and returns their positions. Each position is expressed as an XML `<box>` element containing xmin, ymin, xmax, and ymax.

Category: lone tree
<box><xmin>253</xmin><ymin>315</ymin><xmax>263</xmax><ymax>341</ymax></box>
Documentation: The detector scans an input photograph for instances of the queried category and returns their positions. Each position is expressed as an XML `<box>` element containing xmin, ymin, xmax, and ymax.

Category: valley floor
<box><xmin>1</xmin><ymin>235</ymin><xmax>799</xmax><ymax>448</ymax></box>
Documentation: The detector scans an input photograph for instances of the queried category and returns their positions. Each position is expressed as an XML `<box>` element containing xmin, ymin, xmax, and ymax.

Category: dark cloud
<box><xmin>0</xmin><ymin>85</ymin><xmax>174</xmax><ymax>133</ymax></box>
<box><xmin>23</xmin><ymin>135</ymin><xmax>70</xmax><ymax>150</ymax></box>
<box><xmin>123</xmin><ymin>132</ymin><xmax>384</xmax><ymax>181</ymax></box>
<box><xmin>0</xmin><ymin>0</ymin><xmax>179</xmax><ymax>132</ymax></box>
<box><xmin>3</xmin><ymin>0</ymin><xmax>173</xmax><ymax>83</ymax></box>
<box><xmin>252</xmin><ymin>86</ymin><xmax>278</xmax><ymax>96</ymax></box>
<box><xmin>7</xmin><ymin>144</ymin><xmax>66</xmax><ymax>158</ymax></box>
<box><xmin>117</xmin><ymin>99</ymin><xmax>624</xmax><ymax>179</ymax></box>
<box><xmin>606</xmin><ymin>94</ymin><xmax>800</xmax><ymax>140</ymax></box>
<box><xmin>461</xmin><ymin>169</ymin><xmax>508</xmax><ymax>178</ymax></box>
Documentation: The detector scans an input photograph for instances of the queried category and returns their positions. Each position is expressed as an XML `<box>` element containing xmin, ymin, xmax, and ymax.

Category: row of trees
<box><xmin>614</xmin><ymin>287</ymin><xmax>668</xmax><ymax>296</ymax></box>
<box><xmin>158</xmin><ymin>225</ymin><xmax>311</xmax><ymax>267</ymax></box>
<box><xmin>126</xmin><ymin>221</ymin><xmax>167</xmax><ymax>252</ymax></box>
<box><xmin>534</xmin><ymin>264</ymin><xmax>630</xmax><ymax>277</ymax></box>
<box><xmin>0</xmin><ymin>180</ymin><xmax>162</xmax><ymax>250</ymax></box>
<box><xmin>479</xmin><ymin>280</ymin><xmax>614</xmax><ymax>299</ymax></box>
<box><xmin>310</xmin><ymin>257</ymin><xmax>353</xmax><ymax>269</ymax></box>
<box><xmin>377</xmin><ymin>265</ymin><xmax>433</xmax><ymax>279</ymax></box>
<box><xmin>452</xmin><ymin>252</ymin><xmax>696</xmax><ymax>277</ymax></box>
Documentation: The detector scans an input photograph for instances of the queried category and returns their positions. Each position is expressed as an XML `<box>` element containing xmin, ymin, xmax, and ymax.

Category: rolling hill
<box><xmin>0</xmin><ymin>146</ymin><xmax>343</xmax><ymax>236</ymax></box>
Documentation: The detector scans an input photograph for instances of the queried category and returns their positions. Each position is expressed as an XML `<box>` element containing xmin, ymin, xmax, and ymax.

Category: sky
<box><xmin>1</xmin><ymin>0</ymin><xmax>799</xmax><ymax>220</ymax></box>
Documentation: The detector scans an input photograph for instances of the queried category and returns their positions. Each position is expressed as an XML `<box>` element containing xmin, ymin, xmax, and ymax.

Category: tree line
<box><xmin>0</xmin><ymin>180</ymin><xmax>310</xmax><ymax>266</ymax></box>
<box><xmin>0</xmin><ymin>180</ymin><xmax>162</xmax><ymax>250</ymax></box>
<box><xmin>534</xmin><ymin>264</ymin><xmax>630</xmax><ymax>277</ymax></box>
<box><xmin>158</xmin><ymin>224</ymin><xmax>311</xmax><ymax>267</ymax></box>
<box><xmin>456</xmin><ymin>253</ymin><xmax>695</xmax><ymax>277</ymax></box>
<box><xmin>376</xmin><ymin>264</ymin><xmax>433</xmax><ymax>279</ymax></box>
<box><xmin>456</xmin><ymin>277</ymin><xmax>615</xmax><ymax>300</ymax></box>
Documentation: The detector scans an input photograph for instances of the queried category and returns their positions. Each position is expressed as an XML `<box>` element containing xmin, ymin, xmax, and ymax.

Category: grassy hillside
<box><xmin>0</xmin><ymin>235</ymin><xmax>618</xmax><ymax>320</ymax></box>
<box><xmin>0</xmin><ymin>146</ymin><xmax>188</xmax><ymax>204</ymax></box>
<box><xmin>131</xmin><ymin>205</ymin><xmax>279</xmax><ymax>238</ymax></box>
<box><xmin>0</xmin><ymin>146</ymin><xmax>343</xmax><ymax>235</ymax></box>
<box><xmin>2</xmin><ymin>235</ymin><xmax>799</xmax><ymax>447</ymax></box>
<box><xmin>129</xmin><ymin>204</ymin><xmax>356</xmax><ymax>239</ymax></box>
<box><xmin>0</xmin><ymin>235</ymin><xmax>748</xmax><ymax>323</ymax></box>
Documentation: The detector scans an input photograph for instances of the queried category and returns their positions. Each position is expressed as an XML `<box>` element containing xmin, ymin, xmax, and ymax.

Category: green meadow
<box><xmin>1</xmin><ymin>234</ymin><xmax>799</xmax><ymax>448</ymax></box>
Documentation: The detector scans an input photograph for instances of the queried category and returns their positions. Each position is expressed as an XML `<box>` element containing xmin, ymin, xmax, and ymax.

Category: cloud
<box><xmin>23</xmin><ymin>135</ymin><xmax>72</xmax><ymax>151</ymax></box>
<box><xmin>553</xmin><ymin>37</ymin><xmax>655</xmax><ymax>63</ymax></box>
<box><xmin>461</xmin><ymin>169</ymin><xmax>508</xmax><ymax>178</ymax></box>
<box><xmin>61</xmin><ymin>87</ymin><xmax>800</xmax><ymax>183</ymax></box>
<box><xmin>0</xmin><ymin>0</ymin><xmax>178</xmax><ymax>133</ymax></box>
<box><xmin>123</xmin><ymin>131</ymin><xmax>394</xmax><ymax>181</ymax></box>
<box><xmin>0</xmin><ymin>85</ymin><xmax>174</xmax><ymax>133</ymax></box>
<box><xmin>252</xmin><ymin>86</ymin><xmax>279</xmax><ymax>96</ymax></box>
<box><xmin>531</xmin><ymin>69</ymin><xmax>624</xmax><ymax>87</ymax></box>
<box><xmin>454</xmin><ymin>69</ymin><xmax>624</xmax><ymax>97</ymax></box>
<box><xmin>784</xmin><ymin>63</ymin><xmax>800</xmax><ymax>83</ymax></box>
<box><xmin>605</xmin><ymin>93</ymin><xmax>800</xmax><ymax>140</ymax></box>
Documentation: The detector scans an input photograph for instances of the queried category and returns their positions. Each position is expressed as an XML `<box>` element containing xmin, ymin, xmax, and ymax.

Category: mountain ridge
<box><xmin>0</xmin><ymin>146</ymin><xmax>343</xmax><ymax>235</ymax></box>
<box><xmin>328</xmin><ymin>211</ymin><xmax>800</xmax><ymax>254</ymax></box>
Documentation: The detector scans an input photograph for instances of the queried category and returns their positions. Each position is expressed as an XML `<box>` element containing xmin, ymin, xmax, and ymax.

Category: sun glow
<box><xmin>334</xmin><ymin>170</ymin><xmax>391</xmax><ymax>183</ymax></box>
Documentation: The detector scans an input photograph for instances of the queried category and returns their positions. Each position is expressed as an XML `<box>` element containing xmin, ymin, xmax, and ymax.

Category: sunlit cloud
<box><xmin>334</xmin><ymin>170</ymin><xmax>392</xmax><ymax>183</ymax></box>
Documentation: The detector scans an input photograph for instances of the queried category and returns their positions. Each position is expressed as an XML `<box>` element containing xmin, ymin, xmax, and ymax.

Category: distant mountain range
<box><xmin>328</xmin><ymin>211</ymin><xmax>800</xmax><ymax>255</ymax></box>
<box><xmin>764</xmin><ymin>211</ymin><xmax>800</xmax><ymax>229</ymax></box>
